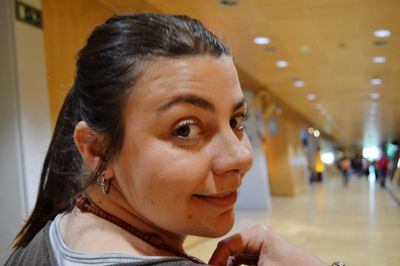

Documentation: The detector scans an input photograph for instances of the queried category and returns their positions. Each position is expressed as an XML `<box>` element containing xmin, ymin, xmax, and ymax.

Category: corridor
<box><xmin>187</xmin><ymin>176</ymin><xmax>400</xmax><ymax>265</ymax></box>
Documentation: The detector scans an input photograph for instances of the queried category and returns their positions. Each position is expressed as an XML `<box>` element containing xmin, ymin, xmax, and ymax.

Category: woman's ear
<box><xmin>73</xmin><ymin>121</ymin><xmax>105</xmax><ymax>171</ymax></box>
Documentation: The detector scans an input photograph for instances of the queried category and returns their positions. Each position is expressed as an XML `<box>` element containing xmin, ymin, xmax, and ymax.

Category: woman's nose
<box><xmin>211</xmin><ymin>130</ymin><xmax>253</xmax><ymax>176</ymax></box>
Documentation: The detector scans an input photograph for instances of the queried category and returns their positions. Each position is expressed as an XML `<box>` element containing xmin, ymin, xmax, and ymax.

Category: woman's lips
<box><xmin>193</xmin><ymin>191</ymin><xmax>238</xmax><ymax>208</ymax></box>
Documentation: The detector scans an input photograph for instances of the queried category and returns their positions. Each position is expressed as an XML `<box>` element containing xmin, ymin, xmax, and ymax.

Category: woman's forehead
<box><xmin>140</xmin><ymin>55</ymin><xmax>236</xmax><ymax>84</ymax></box>
<box><xmin>128</xmin><ymin>55</ymin><xmax>242</xmax><ymax>109</ymax></box>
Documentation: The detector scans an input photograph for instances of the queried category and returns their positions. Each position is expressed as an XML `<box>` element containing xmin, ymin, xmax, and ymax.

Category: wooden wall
<box><xmin>263</xmin><ymin>108</ymin><xmax>308</xmax><ymax>196</ymax></box>
<box><xmin>42</xmin><ymin>0</ymin><xmax>113</xmax><ymax>126</ymax></box>
<box><xmin>42</xmin><ymin>0</ymin><xmax>159</xmax><ymax>126</ymax></box>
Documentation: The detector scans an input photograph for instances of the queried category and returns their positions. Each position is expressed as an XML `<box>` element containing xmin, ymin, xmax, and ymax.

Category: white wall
<box><xmin>14</xmin><ymin>0</ymin><xmax>51</xmax><ymax>214</ymax></box>
<box><xmin>0</xmin><ymin>1</ymin><xmax>26</xmax><ymax>262</ymax></box>
<box><xmin>0</xmin><ymin>0</ymin><xmax>51</xmax><ymax>262</ymax></box>
<box><xmin>236</xmin><ymin>90</ymin><xmax>271</xmax><ymax>211</ymax></box>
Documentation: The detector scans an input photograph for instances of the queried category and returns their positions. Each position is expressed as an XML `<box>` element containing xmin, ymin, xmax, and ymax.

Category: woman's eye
<box><xmin>173</xmin><ymin>120</ymin><xmax>202</xmax><ymax>139</ymax></box>
<box><xmin>230</xmin><ymin>113</ymin><xmax>248</xmax><ymax>131</ymax></box>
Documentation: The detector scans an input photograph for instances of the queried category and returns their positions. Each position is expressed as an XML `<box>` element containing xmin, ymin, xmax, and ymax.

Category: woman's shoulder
<box><xmin>54</xmin><ymin>213</ymin><xmax>205</xmax><ymax>265</ymax></box>
<box><xmin>5</xmin><ymin>220</ymin><xmax>55</xmax><ymax>265</ymax></box>
<box><xmin>6</xmin><ymin>213</ymin><xmax>205</xmax><ymax>266</ymax></box>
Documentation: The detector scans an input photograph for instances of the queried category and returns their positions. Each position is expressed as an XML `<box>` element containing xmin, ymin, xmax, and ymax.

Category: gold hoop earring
<box><xmin>97</xmin><ymin>175</ymin><xmax>111</xmax><ymax>194</ymax></box>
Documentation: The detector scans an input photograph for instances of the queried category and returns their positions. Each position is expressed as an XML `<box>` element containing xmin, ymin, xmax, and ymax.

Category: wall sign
<box><xmin>15</xmin><ymin>1</ymin><xmax>42</xmax><ymax>29</ymax></box>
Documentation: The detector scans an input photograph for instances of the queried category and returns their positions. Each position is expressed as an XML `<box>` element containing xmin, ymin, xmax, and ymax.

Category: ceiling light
<box><xmin>264</xmin><ymin>46</ymin><xmax>277</xmax><ymax>53</ymax></box>
<box><xmin>313</xmin><ymin>130</ymin><xmax>320</xmax><ymax>137</ymax></box>
<box><xmin>276</xmin><ymin>60</ymin><xmax>289</xmax><ymax>68</ymax></box>
<box><xmin>371</xmin><ymin>77</ymin><xmax>382</xmax><ymax>85</ymax></box>
<box><xmin>254</xmin><ymin>37</ymin><xmax>270</xmax><ymax>45</ymax></box>
<box><xmin>373</xmin><ymin>40</ymin><xmax>388</xmax><ymax>47</ymax></box>
<box><xmin>307</xmin><ymin>94</ymin><xmax>317</xmax><ymax>101</ymax></box>
<box><xmin>308</xmin><ymin>127</ymin><xmax>314</xmax><ymax>134</ymax></box>
<box><xmin>299</xmin><ymin>45</ymin><xmax>311</xmax><ymax>53</ymax></box>
<box><xmin>374</xmin><ymin>29</ymin><xmax>391</xmax><ymax>38</ymax></box>
<box><xmin>294</xmin><ymin>80</ymin><xmax>305</xmax><ymax>87</ymax></box>
<box><xmin>372</xmin><ymin>56</ymin><xmax>386</xmax><ymax>63</ymax></box>
<box><xmin>220</xmin><ymin>0</ymin><xmax>238</xmax><ymax>6</ymax></box>
<box><xmin>370</xmin><ymin>92</ymin><xmax>380</xmax><ymax>100</ymax></box>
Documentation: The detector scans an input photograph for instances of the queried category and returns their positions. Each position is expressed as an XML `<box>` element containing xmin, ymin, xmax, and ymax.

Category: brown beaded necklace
<box><xmin>75</xmin><ymin>196</ymin><xmax>204</xmax><ymax>264</ymax></box>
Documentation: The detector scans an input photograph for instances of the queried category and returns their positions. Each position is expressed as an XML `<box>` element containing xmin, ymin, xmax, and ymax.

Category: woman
<box><xmin>6</xmin><ymin>14</ymin><xmax>335</xmax><ymax>265</ymax></box>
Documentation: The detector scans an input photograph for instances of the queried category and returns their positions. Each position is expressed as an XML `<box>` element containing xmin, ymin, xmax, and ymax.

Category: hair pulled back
<box><xmin>14</xmin><ymin>13</ymin><xmax>230</xmax><ymax>247</ymax></box>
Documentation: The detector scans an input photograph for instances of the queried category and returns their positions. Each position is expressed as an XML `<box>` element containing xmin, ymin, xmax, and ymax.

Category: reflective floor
<box><xmin>186</xmin><ymin>175</ymin><xmax>400</xmax><ymax>265</ymax></box>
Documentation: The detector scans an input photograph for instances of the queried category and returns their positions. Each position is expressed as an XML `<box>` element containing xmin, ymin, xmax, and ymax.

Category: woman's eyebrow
<box><xmin>157</xmin><ymin>95</ymin><xmax>215</xmax><ymax>112</ymax></box>
<box><xmin>232</xmin><ymin>97</ymin><xmax>246</xmax><ymax>112</ymax></box>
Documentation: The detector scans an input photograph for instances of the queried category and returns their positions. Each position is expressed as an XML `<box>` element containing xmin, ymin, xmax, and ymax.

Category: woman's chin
<box><xmin>195</xmin><ymin>210</ymin><xmax>235</xmax><ymax>238</ymax></box>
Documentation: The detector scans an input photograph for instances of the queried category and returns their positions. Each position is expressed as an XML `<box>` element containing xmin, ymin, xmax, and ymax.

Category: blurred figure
<box><xmin>339</xmin><ymin>157</ymin><xmax>351</xmax><ymax>186</ymax></box>
<box><xmin>314</xmin><ymin>147</ymin><xmax>325</xmax><ymax>182</ymax></box>
<box><xmin>351</xmin><ymin>154</ymin><xmax>363</xmax><ymax>177</ymax></box>
<box><xmin>376</xmin><ymin>154</ymin><xmax>390</xmax><ymax>187</ymax></box>
<box><xmin>361</xmin><ymin>157</ymin><xmax>370</xmax><ymax>178</ymax></box>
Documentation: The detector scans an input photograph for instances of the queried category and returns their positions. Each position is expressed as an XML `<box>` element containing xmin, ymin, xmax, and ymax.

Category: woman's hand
<box><xmin>208</xmin><ymin>224</ymin><xmax>327</xmax><ymax>266</ymax></box>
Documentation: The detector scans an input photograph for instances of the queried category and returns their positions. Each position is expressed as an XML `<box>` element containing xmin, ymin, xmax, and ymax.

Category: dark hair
<box><xmin>14</xmin><ymin>13</ymin><xmax>230</xmax><ymax>247</ymax></box>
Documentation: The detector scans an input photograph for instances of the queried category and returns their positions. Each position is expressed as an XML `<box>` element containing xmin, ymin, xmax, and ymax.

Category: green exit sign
<box><xmin>15</xmin><ymin>1</ymin><xmax>42</xmax><ymax>29</ymax></box>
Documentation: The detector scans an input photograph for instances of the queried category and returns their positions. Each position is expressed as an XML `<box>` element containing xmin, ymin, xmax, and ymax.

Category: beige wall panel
<box><xmin>42</xmin><ymin>0</ymin><xmax>114</xmax><ymax>126</ymax></box>
<box><xmin>42</xmin><ymin>0</ymin><xmax>163</xmax><ymax>126</ymax></box>
<box><xmin>285</xmin><ymin>119</ymin><xmax>307</xmax><ymax>195</ymax></box>
<box><xmin>263</xmin><ymin>104</ymin><xmax>309</xmax><ymax>196</ymax></box>
<box><xmin>263</xmin><ymin>114</ymin><xmax>294</xmax><ymax>196</ymax></box>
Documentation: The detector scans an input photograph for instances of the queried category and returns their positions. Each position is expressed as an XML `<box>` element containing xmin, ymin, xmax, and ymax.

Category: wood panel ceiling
<box><xmin>103</xmin><ymin>0</ymin><xmax>400</xmax><ymax>148</ymax></box>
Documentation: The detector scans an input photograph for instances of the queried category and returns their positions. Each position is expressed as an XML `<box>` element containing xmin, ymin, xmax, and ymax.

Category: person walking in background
<box><xmin>377</xmin><ymin>153</ymin><xmax>390</xmax><ymax>187</ymax></box>
<box><xmin>339</xmin><ymin>157</ymin><xmax>351</xmax><ymax>186</ymax></box>
<box><xmin>361</xmin><ymin>157</ymin><xmax>370</xmax><ymax>178</ymax></box>
<box><xmin>314</xmin><ymin>147</ymin><xmax>325</xmax><ymax>182</ymax></box>
<box><xmin>351</xmin><ymin>154</ymin><xmax>363</xmax><ymax>177</ymax></box>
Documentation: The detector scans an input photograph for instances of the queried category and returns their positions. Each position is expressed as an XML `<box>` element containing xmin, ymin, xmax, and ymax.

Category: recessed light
<box><xmin>315</xmin><ymin>103</ymin><xmax>323</xmax><ymax>109</ymax></box>
<box><xmin>372</xmin><ymin>56</ymin><xmax>386</xmax><ymax>63</ymax></box>
<box><xmin>294</xmin><ymin>80</ymin><xmax>305</xmax><ymax>87</ymax></box>
<box><xmin>299</xmin><ymin>45</ymin><xmax>311</xmax><ymax>53</ymax></box>
<box><xmin>371</xmin><ymin>77</ymin><xmax>382</xmax><ymax>85</ymax></box>
<box><xmin>308</xmin><ymin>127</ymin><xmax>314</xmax><ymax>134</ymax></box>
<box><xmin>313</xmin><ymin>130</ymin><xmax>320</xmax><ymax>137</ymax></box>
<box><xmin>276</xmin><ymin>60</ymin><xmax>289</xmax><ymax>68</ymax></box>
<box><xmin>374</xmin><ymin>29</ymin><xmax>391</xmax><ymax>38</ymax></box>
<box><xmin>220</xmin><ymin>0</ymin><xmax>238</xmax><ymax>6</ymax></box>
<box><xmin>254</xmin><ymin>37</ymin><xmax>270</xmax><ymax>45</ymax></box>
<box><xmin>373</xmin><ymin>40</ymin><xmax>388</xmax><ymax>47</ymax></box>
<box><xmin>264</xmin><ymin>46</ymin><xmax>277</xmax><ymax>53</ymax></box>
<box><xmin>370</xmin><ymin>92</ymin><xmax>380</xmax><ymax>100</ymax></box>
<box><xmin>307</xmin><ymin>94</ymin><xmax>317</xmax><ymax>101</ymax></box>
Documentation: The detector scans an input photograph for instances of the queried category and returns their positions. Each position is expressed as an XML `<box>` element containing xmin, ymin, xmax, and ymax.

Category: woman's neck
<box><xmin>84</xmin><ymin>184</ymin><xmax>187</xmax><ymax>256</ymax></box>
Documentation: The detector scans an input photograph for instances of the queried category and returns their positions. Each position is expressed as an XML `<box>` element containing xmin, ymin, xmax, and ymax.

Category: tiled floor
<box><xmin>186</xmin><ymin>175</ymin><xmax>400</xmax><ymax>265</ymax></box>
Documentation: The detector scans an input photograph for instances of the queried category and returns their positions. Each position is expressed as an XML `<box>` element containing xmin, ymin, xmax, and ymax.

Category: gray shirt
<box><xmin>6</xmin><ymin>214</ymin><xmax>204</xmax><ymax>266</ymax></box>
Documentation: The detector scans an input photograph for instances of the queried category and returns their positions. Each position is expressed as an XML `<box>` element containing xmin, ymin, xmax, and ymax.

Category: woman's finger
<box><xmin>209</xmin><ymin>225</ymin><xmax>269</xmax><ymax>266</ymax></box>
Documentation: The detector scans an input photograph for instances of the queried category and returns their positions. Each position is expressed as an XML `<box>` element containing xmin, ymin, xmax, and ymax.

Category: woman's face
<box><xmin>111</xmin><ymin>55</ymin><xmax>253</xmax><ymax>238</ymax></box>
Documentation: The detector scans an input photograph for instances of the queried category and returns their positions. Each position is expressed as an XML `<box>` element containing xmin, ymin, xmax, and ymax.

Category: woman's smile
<box><xmin>192</xmin><ymin>190</ymin><xmax>238</xmax><ymax>208</ymax></box>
